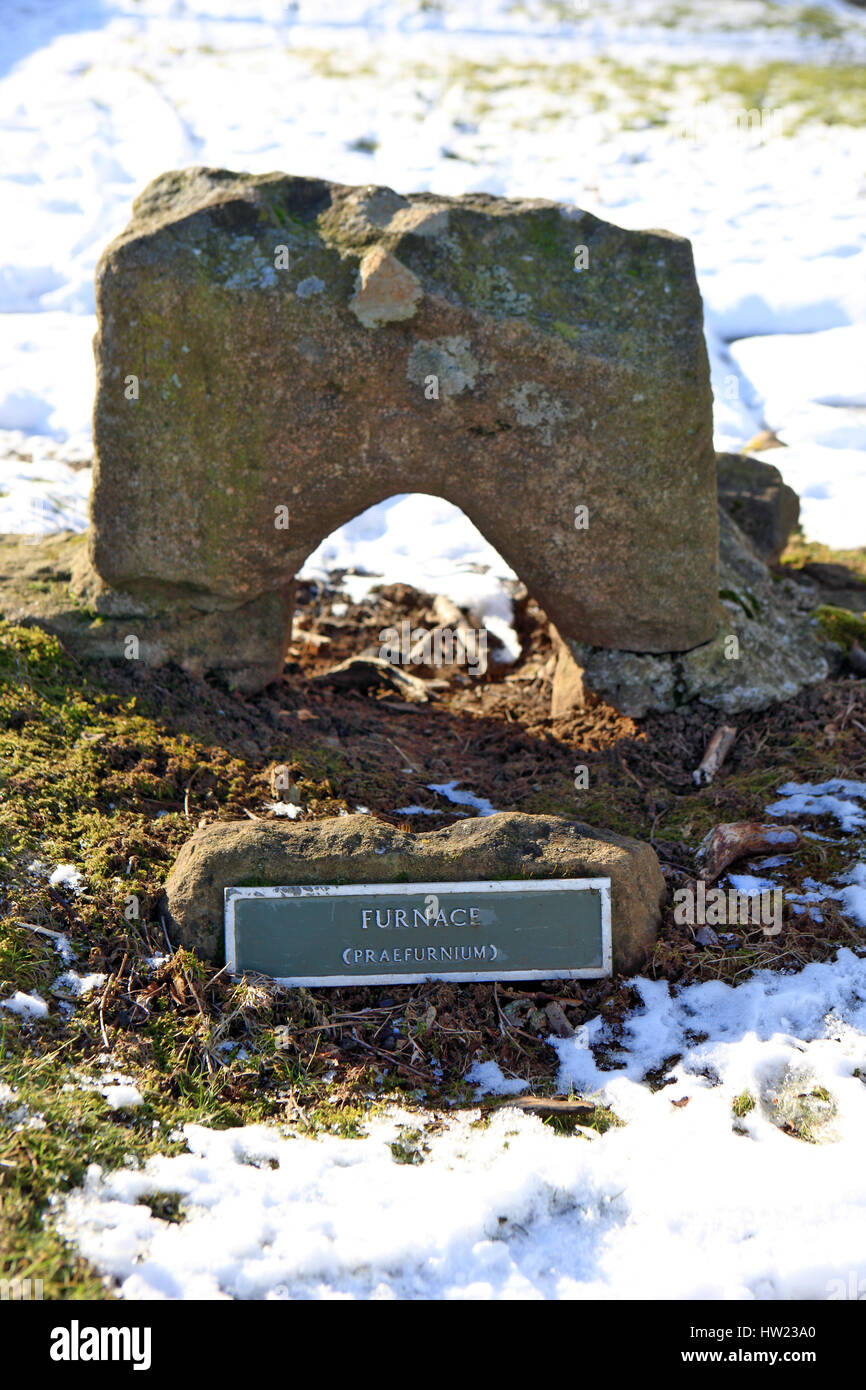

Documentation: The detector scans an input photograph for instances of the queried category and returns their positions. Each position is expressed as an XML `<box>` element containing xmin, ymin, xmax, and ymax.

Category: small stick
<box><xmin>18</xmin><ymin>922</ymin><xmax>67</xmax><ymax>943</ymax></box>
<box><xmin>98</xmin><ymin>994</ymin><xmax>111</xmax><ymax>1051</ymax></box>
<box><xmin>388</xmin><ymin>737</ymin><xmax>419</xmax><ymax>775</ymax></box>
<box><xmin>203</xmin><ymin>963</ymin><xmax>232</xmax><ymax>992</ymax></box>
<box><xmin>693</xmin><ymin>725</ymin><xmax>736</xmax><ymax>786</ymax></box>
<box><xmin>349</xmin><ymin>1031</ymin><xmax>433</xmax><ymax>1081</ymax></box>
<box><xmin>616</xmin><ymin>752</ymin><xmax>644</xmax><ymax>789</ymax></box>
<box><xmin>489</xmin><ymin>1095</ymin><xmax>598</xmax><ymax>1118</ymax></box>
<box><xmin>183</xmin><ymin>767</ymin><xmax>201</xmax><ymax>821</ymax></box>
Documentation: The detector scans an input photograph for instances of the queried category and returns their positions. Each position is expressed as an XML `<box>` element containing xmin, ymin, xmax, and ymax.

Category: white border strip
<box><xmin>225</xmin><ymin>878</ymin><xmax>612</xmax><ymax>985</ymax></box>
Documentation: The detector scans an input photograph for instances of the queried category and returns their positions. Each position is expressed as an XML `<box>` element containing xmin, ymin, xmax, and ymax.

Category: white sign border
<box><xmin>224</xmin><ymin>878</ymin><xmax>612</xmax><ymax>985</ymax></box>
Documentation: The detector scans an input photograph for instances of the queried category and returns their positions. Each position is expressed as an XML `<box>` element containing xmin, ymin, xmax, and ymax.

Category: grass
<box><xmin>283</xmin><ymin>43</ymin><xmax>866</xmax><ymax>136</ymax></box>
<box><xmin>539</xmin><ymin>1102</ymin><xmax>622</xmax><ymax>1137</ymax></box>
<box><xmin>0</xmin><ymin>622</ymin><xmax>401</xmax><ymax>1293</ymax></box>
<box><xmin>780</xmin><ymin>535</ymin><xmax>866</xmax><ymax>582</ymax></box>
<box><xmin>1</xmin><ymin>598</ymin><xmax>864</xmax><ymax>1294</ymax></box>
<box><xmin>732</xmin><ymin>1089</ymin><xmax>756</xmax><ymax>1119</ymax></box>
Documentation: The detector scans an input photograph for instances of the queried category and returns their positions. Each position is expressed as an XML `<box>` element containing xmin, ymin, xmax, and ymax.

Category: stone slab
<box><xmin>716</xmin><ymin>451</ymin><xmax>800</xmax><ymax>565</ymax></box>
<box><xmin>163</xmin><ymin>812</ymin><xmax>666</xmax><ymax>976</ymax></box>
<box><xmin>82</xmin><ymin>167</ymin><xmax>719</xmax><ymax>688</ymax></box>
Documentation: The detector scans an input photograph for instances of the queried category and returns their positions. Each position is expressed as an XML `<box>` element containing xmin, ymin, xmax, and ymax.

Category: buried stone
<box><xmin>68</xmin><ymin>165</ymin><xmax>718</xmax><ymax>691</ymax></box>
<box><xmin>163</xmin><ymin>812</ymin><xmax>666</xmax><ymax>977</ymax></box>
<box><xmin>554</xmin><ymin>502</ymin><xmax>830</xmax><ymax>718</ymax></box>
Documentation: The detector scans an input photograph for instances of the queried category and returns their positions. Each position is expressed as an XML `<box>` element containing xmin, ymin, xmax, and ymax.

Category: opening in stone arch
<box><xmin>298</xmin><ymin>492</ymin><xmax>522</xmax><ymax>669</ymax></box>
<box><xmin>75</xmin><ymin>167</ymin><xmax>720</xmax><ymax>693</ymax></box>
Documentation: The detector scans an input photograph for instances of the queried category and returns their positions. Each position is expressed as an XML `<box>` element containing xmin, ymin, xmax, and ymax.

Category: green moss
<box><xmin>522</xmin><ymin>207</ymin><xmax>569</xmax><ymax>259</ymax></box>
<box><xmin>790</xmin><ymin>5</ymin><xmax>846</xmax><ymax>41</ymax></box>
<box><xmin>393</xmin><ymin>198</ymin><xmax>691</xmax><ymax>384</ymax></box>
<box><xmin>813</xmin><ymin>604</ymin><xmax>866</xmax><ymax>652</ymax></box>
<box><xmin>0</xmin><ymin>615</ymin><xmax>453</xmax><ymax>1296</ymax></box>
<box><xmin>268</xmin><ymin>42</ymin><xmax>866</xmax><ymax>142</ymax></box>
<box><xmin>390</xmin><ymin>1127</ymin><xmax>428</xmax><ymax>1164</ymax></box>
<box><xmin>710</xmin><ymin>61</ymin><xmax>866</xmax><ymax>130</ymax></box>
<box><xmin>732</xmin><ymin>1090</ymin><xmax>756</xmax><ymax>1119</ymax></box>
<box><xmin>719</xmin><ymin>587</ymin><xmax>761</xmax><ymax>620</ymax></box>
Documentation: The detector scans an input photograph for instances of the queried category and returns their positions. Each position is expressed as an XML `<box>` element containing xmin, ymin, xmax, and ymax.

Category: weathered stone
<box><xmin>0</xmin><ymin>531</ymin><xmax>292</xmax><ymax>691</ymax></box>
<box><xmin>79</xmin><ymin>166</ymin><xmax>718</xmax><ymax>690</ymax></box>
<box><xmin>0</xmin><ymin>523</ymin><xmax>829</xmax><ymax>720</ymax></box>
<box><xmin>790</xmin><ymin>562</ymin><xmax>866</xmax><ymax>631</ymax></box>
<box><xmin>850</xmin><ymin>641</ymin><xmax>866</xmax><ymax>677</ymax></box>
<box><xmin>349</xmin><ymin>245</ymin><xmax>424</xmax><ymax>327</ymax></box>
<box><xmin>796</xmin><ymin>562</ymin><xmax>866</xmax><ymax>591</ymax></box>
<box><xmin>564</xmin><ymin>506</ymin><xmax>830</xmax><ymax>717</ymax></box>
<box><xmin>716</xmin><ymin>451</ymin><xmax>800</xmax><ymax>565</ymax></box>
<box><xmin>311</xmin><ymin>654</ymin><xmax>433</xmax><ymax>701</ymax></box>
<box><xmin>162</xmin><ymin>812</ymin><xmax>666</xmax><ymax>974</ymax></box>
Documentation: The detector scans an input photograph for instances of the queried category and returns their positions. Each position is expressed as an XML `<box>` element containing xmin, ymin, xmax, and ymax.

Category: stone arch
<box><xmin>77</xmin><ymin>167</ymin><xmax>719</xmax><ymax>691</ymax></box>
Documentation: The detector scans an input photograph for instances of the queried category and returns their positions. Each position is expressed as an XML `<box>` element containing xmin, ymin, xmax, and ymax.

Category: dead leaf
<box><xmin>695</xmin><ymin>925</ymin><xmax>720</xmax><ymax>947</ymax></box>
<box><xmin>544</xmin><ymin>1002</ymin><xmax>575</xmax><ymax>1038</ymax></box>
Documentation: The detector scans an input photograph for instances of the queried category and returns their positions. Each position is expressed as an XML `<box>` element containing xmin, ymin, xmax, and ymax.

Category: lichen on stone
<box><xmin>405</xmin><ymin>337</ymin><xmax>479</xmax><ymax>396</ymax></box>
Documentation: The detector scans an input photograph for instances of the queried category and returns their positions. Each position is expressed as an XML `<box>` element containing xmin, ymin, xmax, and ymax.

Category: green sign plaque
<box><xmin>225</xmin><ymin>879</ymin><xmax>612</xmax><ymax>986</ymax></box>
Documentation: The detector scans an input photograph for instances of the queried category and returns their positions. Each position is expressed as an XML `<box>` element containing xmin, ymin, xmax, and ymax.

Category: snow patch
<box><xmin>53</xmin><ymin>970</ymin><xmax>107</xmax><ymax>998</ymax></box>
<box><xmin>57</xmin><ymin>951</ymin><xmax>866</xmax><ymax>1301</ymax></box>
<box><xmin>467</xmin><ymin>1061</ymin><xmax>530</xmax><ymax>1097</ymax></box>
<box><xmin>766</xmin><ymin>780</ymin><xmax>866</xmax><ymax>834</ymax></box>
<box><xmin>1</xmin><ymin>991</ymin><xmax>48</xmax><ymax>1019</ymax></box>
<box><xmin>102</xmin><ymin>1086</ymin><xmax>144</xmax><ymax>1112</ymax></box>
<box><xmin>49</xmin><ymin>863</ymin><xmax>85</xmax><ymax>895</ymax></box>
<box><xmin>427</xmin><ymin>781</ymin><xmax>497</xmax><ymax>817</ymax></box>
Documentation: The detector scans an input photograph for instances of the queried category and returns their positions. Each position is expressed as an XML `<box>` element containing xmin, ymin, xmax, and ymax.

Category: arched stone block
<box><xmin>82</xmin><ymin>168</ymin><xmax>718</xmax><ymax>691</ymax></box>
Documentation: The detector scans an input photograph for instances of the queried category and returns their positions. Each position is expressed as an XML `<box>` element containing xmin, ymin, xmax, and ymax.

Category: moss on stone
<box><xmin>813</xmin><ymin>605</ymin><xmax>866</xmax><ymax>653</ymax></box>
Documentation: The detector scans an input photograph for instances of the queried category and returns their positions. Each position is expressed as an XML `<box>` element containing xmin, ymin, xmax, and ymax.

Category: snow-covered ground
<box><xmin>39</xmin><ymin>778</ymin><xmax>866</xmax><ymax>1300</ymax></box>
<box><xmin>1</xmin><ymin>0</ymin><xmax>865</xmax><ymax>565</ymax></box>
<box><xmin>49</xmin><ymin>952</ymin><xmax>866</xmax><ymax>1301</ymax></box>
<box><xmin>53</xmin><ymin>954</ymin><xmax>866</xmax><ymax>1301</ymax></box>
